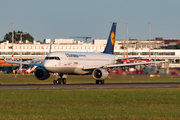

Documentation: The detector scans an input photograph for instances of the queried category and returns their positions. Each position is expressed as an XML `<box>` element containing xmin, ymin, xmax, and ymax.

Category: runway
<box><xmin>0</xmin><ymin>82</ymin><xmax>180</xmax><ymax>90</ymax></box>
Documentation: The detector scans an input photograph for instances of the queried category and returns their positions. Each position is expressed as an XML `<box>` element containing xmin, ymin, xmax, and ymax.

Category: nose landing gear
<box><xmin>53</xmin><ymin>73</ymin><xmax>67</xmax><ymax>84</ymax></box>
<box><xmin>53</xmin><ymin>78</ymin><xmax>66</xmax><ymax>84</ymax></box>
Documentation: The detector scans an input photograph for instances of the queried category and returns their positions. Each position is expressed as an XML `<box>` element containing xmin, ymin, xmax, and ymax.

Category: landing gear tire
<box><xmin>53</xmin><ymin>80</ymin><xmax>56</xmax><ymax>84</ymax></box>
<box><xmin>53</xmin><ymin>79</ymin><xmax>61</xmax><ymax>84</ymax></box>
<box><xmin>96</xmin><ymin>80</ymin><xmax>99</xmax><ymax>84</ymax></box>
<box><xmin>62</xmin><ymin>78</ymin><xmax>66</xmax><ymax>84</ymax></box>
<box><xmin>96</xmin><ymin>80</ymin><xmax>104</xmax><ymax>84</ymax></box>
<box><xmin>100</xmin><ymin>80</ymin><xmax>104</xmax><ymax>84</ymax></box>
<box><xmin>53</xmin><ymin>80</ymin><xmax>59</xmax><ymax>84</ymax></box>
<box><xmin>57</xmin><ymin>78</ymin><xmax>62</xmax><ymax>84</ymax></box>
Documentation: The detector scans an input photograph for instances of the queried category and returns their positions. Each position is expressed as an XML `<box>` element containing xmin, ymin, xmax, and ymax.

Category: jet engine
<box><xmin>34</xmin><ymin>67</ymin><xmax>50</xmax><ymax>80</ymax></box>
<box><xmin>92</xmin><ymin>68</ymin><xmax>109</xmax><ymax>80</ymax></box>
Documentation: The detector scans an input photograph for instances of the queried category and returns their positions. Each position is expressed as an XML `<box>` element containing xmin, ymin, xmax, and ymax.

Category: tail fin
<box><xmin>103</xmin><ymin>22</ymin><xmax>117</xmax><ymax>54</ymax></box>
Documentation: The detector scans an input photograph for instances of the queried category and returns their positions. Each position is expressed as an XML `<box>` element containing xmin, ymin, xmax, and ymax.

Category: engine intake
<box><xmin>92</xmin><ymin>68</ymin><xmax>109</xmax><ymax>80</ymax></box>
<box><xmin>35</xmin><ymin>67</ymin><xmax>50</xmax><ymax>80</ymax></box>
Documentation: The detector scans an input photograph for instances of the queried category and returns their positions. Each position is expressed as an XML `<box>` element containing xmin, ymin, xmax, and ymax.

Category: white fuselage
<box><xmin>43</xmin><ymin>51</ymin><xmax>117</xmax><ymax>74</ymax></box>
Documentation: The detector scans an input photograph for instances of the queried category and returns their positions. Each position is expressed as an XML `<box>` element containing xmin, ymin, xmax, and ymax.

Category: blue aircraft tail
<box><xmin>103</xmin><ymin>22</ymin><xmax>117</xmax><ymax>54</ymax></box>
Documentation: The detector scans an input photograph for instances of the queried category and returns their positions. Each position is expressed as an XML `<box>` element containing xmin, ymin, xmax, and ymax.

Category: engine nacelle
<box><xmin>34</xmin><ymin>67</ymin><xmax>50</xmax><ymax>80</ymax></box>
<box><xmin>92</xmin><ymin>68</ymin><xmax>109</xmax><ymax>80</ymax></box>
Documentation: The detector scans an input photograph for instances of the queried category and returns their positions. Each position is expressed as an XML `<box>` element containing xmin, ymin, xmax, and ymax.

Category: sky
<box><xmin>0</xmin><ymin>0</ymin><xmax>180</xmax><ymax>42</ymax></box>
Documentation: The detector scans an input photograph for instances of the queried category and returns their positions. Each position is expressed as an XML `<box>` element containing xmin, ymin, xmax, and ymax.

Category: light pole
<box><xmin>16</xmin><ymin>33</ymin><xmax>27</xmax><ymax>73</ymax></box>
<box><xmin>12</xmin><ymin>23</ymin><xmax>14</xmax><ymax>61</ymax></box>
<box><xmin>126</xmin><ymin>22</ymin><xmax>129</xmax><ymax>57</ymax></box>
<box><xmin>123</xmin><ymin>22</ymin><xmax>126</xmax><ymax>57</ymax></box>
<box><xmin>149</xmin><ymin>22</ymin><xmax>151</xmax><ymax>60</ymax></box>
<box><xmin>12</xmin><ymin>23</ymin><xmax>14</xmax><ymax>73</ymax></box>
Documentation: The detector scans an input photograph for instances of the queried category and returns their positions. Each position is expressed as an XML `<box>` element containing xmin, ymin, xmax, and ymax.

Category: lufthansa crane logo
<box><xmin>111</xmin><ymin>32</ymin><xmax>115</xmax><ymax>45</ymax></box>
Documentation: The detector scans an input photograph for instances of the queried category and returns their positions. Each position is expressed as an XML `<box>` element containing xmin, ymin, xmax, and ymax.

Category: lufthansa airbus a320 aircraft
<box><xmin>5</xmin><ymin>22</ymin><xmax>165</xmax><ymax>84</ymax></box>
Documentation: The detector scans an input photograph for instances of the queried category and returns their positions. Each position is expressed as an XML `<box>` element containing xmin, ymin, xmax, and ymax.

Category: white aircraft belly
<box><xmin>45</xmin><ymin>66</ymin><xmax>75</xmax><ymax>73</ymax></box>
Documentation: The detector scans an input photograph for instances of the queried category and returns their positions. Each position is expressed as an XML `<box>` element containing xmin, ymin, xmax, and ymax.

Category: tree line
<box><xmin>161</xmin><ymin>44</ymin><xmax>180</xmax><ymax>49</ymax></box>
<box><xmin>0</xmin><ymin>31</ymin><xmax>34</xmax><ymax>43</ymax></box>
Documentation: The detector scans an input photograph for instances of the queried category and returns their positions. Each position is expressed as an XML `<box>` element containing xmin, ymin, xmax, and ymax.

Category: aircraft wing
<box><xmin>105</xmin><ymin>61</ymin><xmax>165</xmax><ymax>68</ymax></box>
<box><xmin>4</xmin><ymin>60</ymin><xmax>43</xmax><ymax>67</ymax></box>
<box><xmin>83</xmin><ymin>61</ymin><xmax>166</xmax><ymax>70</ymax></box>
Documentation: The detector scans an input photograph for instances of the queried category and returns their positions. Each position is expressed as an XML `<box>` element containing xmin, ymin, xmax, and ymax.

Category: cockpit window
<box><xmin>55</xmin><ymin>57</ymin><xmax>60</xmax><ymax>60</ymax></box>
<box><xmin>49</xmin><ymin>57</ymin><xmax>55</xmax><ymax>60</ymax></box>
<box><xmin>45</xmin><ymin>56</ymin><xmax>60</xmax><ymax>60</ymax></box>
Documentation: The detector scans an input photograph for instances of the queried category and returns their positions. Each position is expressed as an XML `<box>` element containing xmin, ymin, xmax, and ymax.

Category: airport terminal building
<box><xmin>0</xmin><ymin>38</ymin><xmax>180</xmax><ymax>64</ymax></box>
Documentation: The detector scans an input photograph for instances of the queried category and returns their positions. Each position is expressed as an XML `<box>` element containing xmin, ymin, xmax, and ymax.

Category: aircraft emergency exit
<box><xmin>5</xmin><ymin>22</ymin><xmax>165</xmax><ymax>84</ymax></box>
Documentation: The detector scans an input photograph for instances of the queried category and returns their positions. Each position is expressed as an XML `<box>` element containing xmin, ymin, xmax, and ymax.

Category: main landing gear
<box><xmin>53</xmin><ymin>73</ymin><xmax>67</xmax><ymax>84</ymax></box>
<box><xmin>96</xmin><ymin>80</ymin><xmax>104</xmax><ymax>84</ymax></box>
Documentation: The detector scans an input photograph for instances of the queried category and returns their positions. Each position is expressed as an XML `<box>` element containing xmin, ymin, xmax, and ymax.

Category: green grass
<box><xmin>0</xmin><ymin>74</ymin><xmax>180</xmax><ymax>85</ymax></box>
<box><xmin>1</xmin><ymin>74</ymin><xmax>180</xmax><ymax>119</ymax></box>
<box><xmin>0</xmin><ymin>88</ymin><xmax>180</xmax><ymax>120</ymax></box>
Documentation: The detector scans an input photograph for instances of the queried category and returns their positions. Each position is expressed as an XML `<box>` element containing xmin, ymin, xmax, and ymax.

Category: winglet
<box><xmin>103</xmin><ymin>22</ymin><xmax>117</xmax><ymax>54</ymax></box>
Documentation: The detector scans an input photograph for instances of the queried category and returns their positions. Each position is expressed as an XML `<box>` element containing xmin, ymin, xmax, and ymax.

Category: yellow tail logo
<box><xmin>110</xmin><ymin>32</ymin><xmax>115</xmax><ymax>45</ymax></box>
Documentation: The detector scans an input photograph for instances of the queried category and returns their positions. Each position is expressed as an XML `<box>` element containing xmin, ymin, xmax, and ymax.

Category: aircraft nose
<box><xmin>43</xmin><ymin>61</ymin><xmax>51</xmax><ymax>69</ymax></box>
